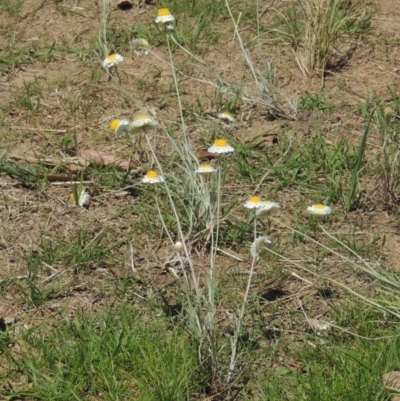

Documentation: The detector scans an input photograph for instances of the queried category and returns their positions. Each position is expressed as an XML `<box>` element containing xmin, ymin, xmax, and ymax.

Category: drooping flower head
<box><xmin>307</xmin><ymin>204</ymin><xmax>332</xmax><ymax>216</ymax></box>
<box><xmin>207</xmin><ymin>138</ymin><xmax>234</xmax><ymax>154</ymax></box>
<box><xmin>256</xmin><ymin>201</ymin><xmax>281</xmax><ymax>218</ymax></box>
<box><xmin>102</xmin><ymin>53</ymin><xmax>124</xmax><ymax>68</ymax></box>
<box><xmin>195</xmin><ymin>163</ymin><xmax>217</xmax><ymax>175</ymax></box>
<box><xmin>250</xmin><ymin>235</ymin><xmax>275</xmax><ymax>261</ymax></box>
<box><xmin>155</xmin><ymin>8</ymin><xmax>175</xmax><ymax>24</ymax></box>
<box><xmin>109</xmin><ymin>119</ymin><xmax>130</xmax><ymax>137</ymax></box>
<box><xmin>69</xmin><ymin>188</ymin><xmax>90</xmax><ymax>207</ymax></box>
<box><xmin>218</xmin><ymin>111</ymin><xmax>235</xmax><ymax>122</ymax></box>
<box><xmin>244</xmin><ymin>195</ymin><xmax>264</xmax><ymax>209</ymax></box>
<box><xmin>141</xmin><ymin>170</ymin><xmax>165</xmax><ymax>184</ymax></box>
<box><xmin>132</xmin><ymin>38</ymin><xmax>150</xmax><ymax>56</ymax></box>
<box><xmin>129</xmin><ymin>111</ymin><xmax>158</xmax><ymax>134</ymax></box>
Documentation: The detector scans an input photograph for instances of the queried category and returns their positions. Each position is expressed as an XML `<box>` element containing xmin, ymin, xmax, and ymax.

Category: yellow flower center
<box><xmin>249</xmin><ymin>195</ymin><xmax>261</xmax><ymax>203</ymax></box>
<box><xmin>109</xmin><ymin>119</ymin><xmax>120</xmax><ymax>131</ymax></box>
<box><xmin>214</xmin><ymin>138</ymin><xmax>228</xmax><ymax>147</ymax></box>
<box><xmin>107</xmin><ymin>54</ymin><xmax>117</xmax><ymax>61</ymax></box>
<box><xmin>141</xmin><ymin>39</ymin><xmax>149</xmax><ymax>46</ymax></box>
<box><xmin>158</xmin><ymin>8</ymin><xmax>171</xmax><ymax>16</ymax></box>
<box><xmin>134</xmin><ymin>112</ymin><xmax>150</xmax><ymax>121</ymax></box>
<box><xmin>146</xmin><ymin>170</ymin><xmax>159</xmax><ymax>178</ymax></box>
<box><xmin>314</xmin><ymin>204</ymin><xmax>325</xmax><ymax>209</ymax></box>
<box><xmin>200</xmin><ymin>163</ymin><xmax>211</xmax><ymax>169</ymax></box>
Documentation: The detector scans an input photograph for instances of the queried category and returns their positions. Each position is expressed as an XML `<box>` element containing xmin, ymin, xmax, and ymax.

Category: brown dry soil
<box><xmin>1</xmin><ymin>0</ymin><xmax>400</xmax><ymax>396</ymax></box>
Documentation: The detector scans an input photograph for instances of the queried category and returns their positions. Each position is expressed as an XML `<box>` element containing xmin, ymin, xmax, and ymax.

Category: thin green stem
<box><xmin>228</xmin><ymin>214</ymin><xmax>257</xmax><ymax>383</ymax></box>
<box><xmin>166</xmin><ymin>34</ymin><xmax>188</xmax><ymax>146</ymax></box>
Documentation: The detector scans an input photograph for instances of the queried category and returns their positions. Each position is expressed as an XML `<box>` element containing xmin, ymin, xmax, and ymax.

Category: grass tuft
<box><xmin>1</xmin><ymin>307</ymin><xmax>202</xmax><ymax>400</ymax></box>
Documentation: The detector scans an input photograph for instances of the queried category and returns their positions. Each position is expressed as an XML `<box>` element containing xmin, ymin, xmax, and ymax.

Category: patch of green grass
<box><xmin>173</xmin><ymin>15</ymin><xmax>220</xmax><ymax>52</ymax></box>
<box><xmin>270</xmin><ymin>2</ymin><xmax>303</xmax><ymax>48</ymax></box>
<box><xmin>182</xmin><ymin>97</ymin><xmax>209</xmax><ymax>120</ymax></box>
<box><xmin>15</xmin><ymin>79</ymin><xmax>43</xmax><ymax>113</ymax></box>
<box><xmin>272</xmin><ymin>0</ymin><xmax>373</xmax><ymax>74</ymax></box>
<box><xmin>0</xmin><ymin>158</ymin><xmax>40</xmax><ymax>184</ymax></box>
<box><xmin>219</xmin><ymin>215</ymin><xmax>252</xmax><ymax>245</ymax></box>
<box><xmin>1</xmin><ymin>307</ymin><xmax>202</xmax><ymax>400</ymax></box>
<box><xmin>253</xmin><ymin>302</ymin><xmax>397</xmax><ymax>400</ymax></box>
<box><xmin>0</xmin><ymin>42</ymin><xmax>61</xmax><ymax>74</ymax></box>
<box><xmin>230</xmin><ymin>132</ymin><xmax>274</xmax><ymax>182</ymax></box>
<box><xmin>338</xmin><ymin>231</ymin><xmax>384</xmax><ymax>260</ymax></box>
<box><xmin>367</xmin><ymin>89</ymin><xmax>400</xmax><ymax>207</ymax></box>
<box><xmin>99</xmin><ymin>1</ymin><xmax>223</xmax><ymax>57</ymax></box>
<box><xmin>161</xmin><ymin>0</ymin><xmax>227</xmax><ymax>20</ymax></box>
<box><xmin>267</xmin><ymin>132</ymin><xmax>357</xmax><ymax>205</ymax></box>
<box><xmin>11</xmin><ymin>230</ymin><xmax>117</xmax><ymax>306</ymax></box>
<box><xmin>14</xmin><ymin>276</ymin><xmax>62</xmax><ymax>307</ymax></box>
<box><xmin>38</xmin><ymin>42</ymin><xmax>57</xmax><ymax>62</ymax></box>
<box><xmin>130</xmin><ymin>0</ymin><xmax>231</xmax><ymax>53</ymax></box>
<box><xmin>299</xmin><ymin>91</ymin><xmax>332</xmax><ymax>112</ymax></box>
<box><xmin>105</xmin><ymin>26</ymin><xmax>134</xmax><ymax>54</ymax></box>
<box><xmin>0</xmin><ymin>0</ymin><xmax>23</xmax><ymax>17</ymax></box>
<box><xmin>24</xmin><ymin>230</ymin><xmax>113</xmax><ymax>274</ymax></box>
<box><xmin>127</xmin><ymin>189</ymin><xmax>170</xmax><ymax>237</ymax></box>
<box><xmin>346</xmin><ymin>118</ymin><xmax>371</xmax><ymax>211</ymax></box>
<box><xmin>0</xmin><ymin>46</ymin><xmax>31</xmax><ymax>73</ymax></box>
<box><xmin>86</xmin><ymin>164</ymin><xmax>132</xmax><ymax>190</ymax></box>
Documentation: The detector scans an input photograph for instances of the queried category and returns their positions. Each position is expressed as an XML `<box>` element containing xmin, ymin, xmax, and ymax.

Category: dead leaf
<box><xmin>36</xmin><ymin>174</ymin><xmax>77</xmax><ymax>182</ymax></box>
<box><xmin>80</xmin><ymin>150</ymin><xmax>139</xmax><ymax>171</ymax></box>
<box><xmin>197</xmin><ymin>149</ymin><xmax>218</xmax><ymax>160</ymax></box>
<box><xmin>7</xmin><ymin>150</ymin><xmax>139</xmax><ymax>172</ymax></box>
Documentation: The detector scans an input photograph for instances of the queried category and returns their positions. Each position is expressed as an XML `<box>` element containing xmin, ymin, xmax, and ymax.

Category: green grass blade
<box><xmin>346</xmin><ymin>117</ymin><xmax>372</xmax><ymax>211</ymax></box>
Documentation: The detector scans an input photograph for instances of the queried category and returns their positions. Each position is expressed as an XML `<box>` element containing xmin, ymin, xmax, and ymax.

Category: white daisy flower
<box><xmin>207</xmin><ymin>138</ymin><xmax>234</xmax><ymax>154</ymax></box>
<box><xmin>69</xmin><ymin>188</ymin><xmax>90</xmax><ymax>207</ymax></box>
<box><xmin>132</xmin><ymin>38</ymin><xmax>149</xmax><ymax>56</ymax></box>
<box><xmin>195</xmin><ymin>163</ymin><xmax>217</xmax><ymax>175</ymax></box>
<box><xmin>102</xmin><ymin>53</ymin><xmax>124</xmax><ymax>68</ymax></box>
<box><xmin>307</xmin><ymin>204</ymin><xmax>332</xmax><ymax>215</ymax></box>
<box><xmin>129</xmin><ymin>111</ymin><xmax>158</xmax><ymax>134</ymax></box>
<box><xmin>244</xmin><ymin>195</ymin><xmax>264</xmax><ymax>209</ymax></box>
<box><xmin>109</xmin><ymin>119</ymin><xmax>130</xmax><ymax>137</ymax></box>
<box><xmin>141</xmin><ymin>170</ymin><xmax>164</xmax><ymax>184</ymax></box>
<box><xmin>256</xmin><ymin>201</ymin><xmax>281</xmax><ymax>218</ymax></box>
<box><xmin>218</xmin><ymin>111</ymin><xmax>235</xmax><ymax>122</ymax></box>
<box><xmin>155</xmin><ymin>8</ymin><xmax>175</xmax><ymax>24</ymax></box>
<box><xmin>250</xmin><ymin>235</ymin><xmax>275</xmax><ymax>261</ymax></box>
